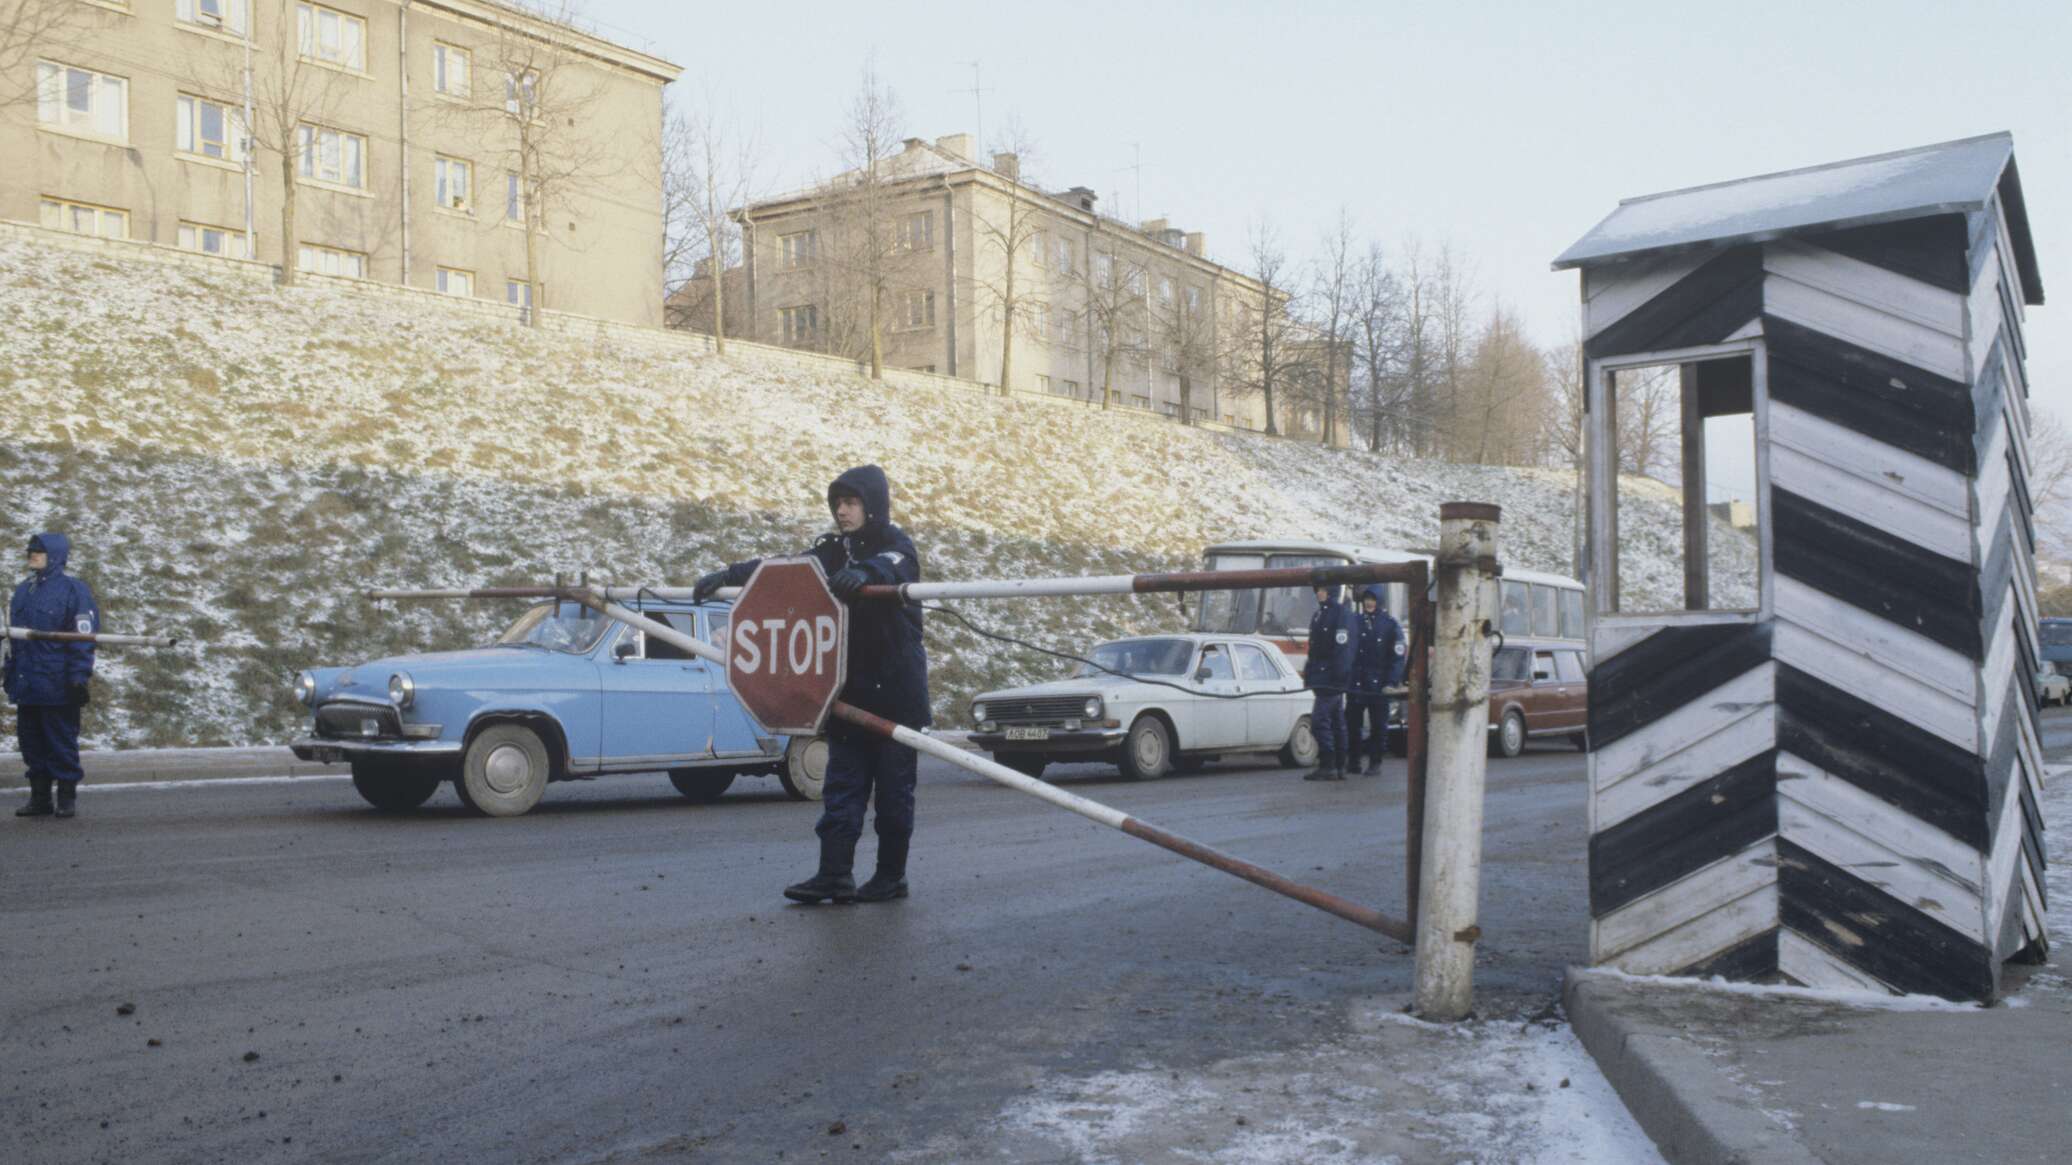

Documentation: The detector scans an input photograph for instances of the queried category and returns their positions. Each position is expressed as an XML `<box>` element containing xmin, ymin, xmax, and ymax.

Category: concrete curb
<box><xmin>1564</xmin><ymin>969</ymin><xmax>1824</xmax><ymax>1165</ymax></box>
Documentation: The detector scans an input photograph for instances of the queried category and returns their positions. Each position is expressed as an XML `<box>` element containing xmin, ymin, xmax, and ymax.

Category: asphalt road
<box><xmin>4</xmin><ymin>739</ymin><xmax>1597</xmax><ymax>1163</ymax></box>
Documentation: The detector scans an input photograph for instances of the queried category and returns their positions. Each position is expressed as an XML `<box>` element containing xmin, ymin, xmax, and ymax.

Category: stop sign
<box><xmin>726</xmin><ymin>556</ymin><xmax>848</xmax><ymax>736</ymax></box>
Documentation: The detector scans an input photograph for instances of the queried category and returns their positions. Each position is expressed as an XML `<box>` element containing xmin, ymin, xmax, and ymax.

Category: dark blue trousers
<box><xmin>1309</xmin><ymin>691</ymin><xmax>1346</xmax><ymax>759</ymax></box>
<box><xmin>1346</xmin><ymin>698</ymin><xmax>1390</xmax><ymax>764</ymax></box>
<box><xmin>17</xmin><ymin>704</ymin><xmax>84</xmax><ymax>784</ymax></box>
<box><xmin>816</xmin><ymin>734</ymin><xmax>917</xmax><ymax>861</ymax></box>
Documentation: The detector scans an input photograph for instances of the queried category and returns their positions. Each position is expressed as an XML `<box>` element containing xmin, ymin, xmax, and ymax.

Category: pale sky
<box><xmin>593</xmin><ymin>0</ymin><xmax>2068</xmax><ymax>424</ymax></box>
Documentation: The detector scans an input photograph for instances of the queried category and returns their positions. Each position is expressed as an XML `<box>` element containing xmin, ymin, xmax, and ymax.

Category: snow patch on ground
<box><xmin>1581</xmin><ymin>967</ymin><xmax>1986</xmax><ymax>1012</ymax></box>
<box><xmin>895</xmin><ymin>997</ymin><xmax>1664</xmax><ymax>1164</ymax></box>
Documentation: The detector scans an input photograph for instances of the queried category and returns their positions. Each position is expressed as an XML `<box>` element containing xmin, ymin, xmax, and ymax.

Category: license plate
<box><xmin>1004</xmin><ymin>727</ymin><xmax>1050</xmax><ymax>741</ymax></box>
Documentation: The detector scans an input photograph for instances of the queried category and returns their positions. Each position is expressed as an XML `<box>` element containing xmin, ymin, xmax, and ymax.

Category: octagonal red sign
<box><xmin>726</xmin><ymin>556</ymin><xmax>849</xmax><ymax>736</ymax></box>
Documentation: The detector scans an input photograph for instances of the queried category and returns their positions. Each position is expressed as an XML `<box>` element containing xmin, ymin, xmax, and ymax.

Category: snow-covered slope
<box><xmin>0</xmin><ymin>231</ymin><xmax>1708</xmax><ymax>747</ymax></box>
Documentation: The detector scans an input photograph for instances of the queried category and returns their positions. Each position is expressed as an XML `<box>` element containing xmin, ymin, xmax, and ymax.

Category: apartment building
<box><xmin>737</xmin><ymin>134</ymin><xmax>1278</xmax><ymax>430</ymax></box>
<box><xmin>4</xmin><ymin>0</ymin><xmax>678</xmax><ymax>325</ymax></box>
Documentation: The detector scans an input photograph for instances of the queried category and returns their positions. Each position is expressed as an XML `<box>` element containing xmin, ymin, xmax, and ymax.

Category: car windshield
<box><xmin>495</xmin><ymin>602</ymin><xmax>612</xmax><ymax>654</ymax></box>
<box><xmin>1072</xmin><ymin>638</ymin><xmax>1196</xmax><ymax>678</ymax></box>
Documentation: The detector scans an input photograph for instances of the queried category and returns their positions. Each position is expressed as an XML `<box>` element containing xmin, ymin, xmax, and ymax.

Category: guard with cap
<box><xmin>7</xmin><ymin>533</ymin><xmax>98</xmax><ymax>819</ymax></box>
<box><xmin>1301</xmin><ymin>581</ymin><xmax>1359</xmax><ymax>782</ymax></box>
<box><xmin>693</xmin><ymin>466</ymin><xmax>930</xmax><ymax>904</ymax></box>
<box><xmin>1345</xmin><ymin>584</ymin><xmax>1405</xmax><ymax>777</ymax></box>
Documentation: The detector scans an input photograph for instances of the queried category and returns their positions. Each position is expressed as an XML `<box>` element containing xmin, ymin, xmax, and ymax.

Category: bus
<box><xmin>1193</xmin><ymin>539</ymin><xmax>1587</xmax><ymax>661</ymax></box>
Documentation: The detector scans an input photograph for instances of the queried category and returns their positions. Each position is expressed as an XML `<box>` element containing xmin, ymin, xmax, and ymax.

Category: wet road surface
<box><xmin>5</xmin><ymin>740</ymin><xmax>1600</xmax><ymax>1162</ymax></box>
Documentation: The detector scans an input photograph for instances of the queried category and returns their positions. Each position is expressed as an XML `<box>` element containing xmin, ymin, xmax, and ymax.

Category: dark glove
<box><xmin>691</xmin><ymin>570</ymin><xmax>729</xmax><ymax>603</ymax></box>
<box><xmin>69</xmin><ymin>682</ymin><xmax>91</xmax><ymax>707</ymax></box>
<box><xmin>828</xmin><ymin>567</ymin><xmax>869</xmax><ymax>600</ymax></box>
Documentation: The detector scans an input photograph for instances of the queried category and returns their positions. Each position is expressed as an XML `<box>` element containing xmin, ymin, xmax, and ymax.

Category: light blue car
<box><xmin>289</xmin><ymin>598</ymin><xmax>826</xmax><ymax>816</ymax></box>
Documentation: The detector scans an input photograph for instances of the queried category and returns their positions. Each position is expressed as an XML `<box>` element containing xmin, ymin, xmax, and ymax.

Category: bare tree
<box><xmin>474</xmin><ymin>0</ymin><xmax>619</xmax><ymax>326</ymax></box>
<box><xmin>814</xmin><ymin>57</ymin><xmax>911</xmax><ymax>378</ymax></box>
<box><xmin>1430</xmin><ymin>245</ymin><xmax>1477</xmax><ymax>459</ymax></box>
<box><xmin>963</xmin><ymin>118</ymin><xmax>1046</xmax><ymax>394</ymax></box>
<box><xmin>1307</xmin><ymin>208</ymin><xmax>1358</xmax><ymax>446</ymax></box>
<box><xmin>1348</xmin><ymin>242</ymin><xmax>1411</xmax><ymax>452</ymax></box>
<box><xmin>663</xmin><ymin>89</ymin><xmax>759</xmax><ymax>352</ymax></box>
<box><xmin>1611</xmin><ymin>363</ymin><xmax>1680</xmax><ymax>476</ymax></box>
<box><xmin>1392</xmin><ymin>237</ymin><xmax>1441</xmax><ymax>455</ymax></box>
<box><xmin>2028</xmin><ymin>408</ymin><xmax>2072</xmax><ymax>559</ymax></box>
<box><xmin>1152</xmin><ymin>269</ymin><xmax>1217</xmax><ymax>425</ymax></box>
<box><xmin>1</xmin><ymin>1</ymin><xmax>91</xmax><ymax>109</ymax></box>
<box><xmin>1456</xmin><ymin>305</ymin><xmax>1547</xmax><ymax>465</ymax></box>
<box><xmin>1081</xmin><ymin>243</ymin><xmax>1150</xmax><ymax>409</ymax></box>
<box><xmin>1219</xmin><ymin>217</ymin><xmax>1302</xmax><ymax>436</ymax></box>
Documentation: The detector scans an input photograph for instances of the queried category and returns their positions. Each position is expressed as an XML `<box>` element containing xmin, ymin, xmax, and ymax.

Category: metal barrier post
<box><xmin>1413</xmin><ymin>502</ymin><xmax>1500</xmax><ymax>1020</ymax></box>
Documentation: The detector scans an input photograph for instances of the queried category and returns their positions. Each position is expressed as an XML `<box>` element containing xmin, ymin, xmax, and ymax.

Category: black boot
<box><xmin>53</xmin><ymin>780</ymin><xmax>77</xmax><ymax>819</ymax></box>
<box><xmin>783</xmin><ymin>836</ymin><xmax>857</xmax><ymax>904</ymax></box>
<box><xmin>1301</xmin><ymin>758</ymin><xmax>1335</xmax><ymax>782</ymax></box>
<box><xmin>857</xmin><ymin>834</ymin><xmax>910</xmax><ymax>903</ymax></box>
<box><xmin>15</xmin><ymin>777</ymin><xmax>53</xmax><ymax>817</ymax></box>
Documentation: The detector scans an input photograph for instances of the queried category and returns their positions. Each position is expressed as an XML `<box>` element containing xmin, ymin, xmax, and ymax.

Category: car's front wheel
<box><xmin>457</xmin><ymin>723</ymin><xmax>551</xmax><ymax>817</ymax></box>
<box><xmin>1492</xmin><ymin>710</ymin><xmax>1526</xmax><ymax>759</ymax></box>
<box><xmin>350</xmin><ymin>760</ymin><xmax>441</xmax><ymax>812</ymax></box>
<box><xmin>779</xmin><ymin>735</ymin><xmax>827</xmax><ymax>801</ymax></box>
<box><xmin>668</xmin><ymin>769</ymin><xmax>736</xmax><ymax>803</ymax></box>
<box><xmin>1118</xmin><ymin>716</ymin><xmax>1172</xmax><ymax>780</ymax></box>
<box><xmin>1277</xmin><ymin>715</ymin><xmax>1319</xmax><ymax>768</ymax></box>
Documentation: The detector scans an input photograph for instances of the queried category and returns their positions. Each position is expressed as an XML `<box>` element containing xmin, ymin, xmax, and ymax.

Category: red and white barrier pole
<box><xmin>5</xmin><ymin>627</ymin><xmax>179</xmax><ymax>647</ymax></box>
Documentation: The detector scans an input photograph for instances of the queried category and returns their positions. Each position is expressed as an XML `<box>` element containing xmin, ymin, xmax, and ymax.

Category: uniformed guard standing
<box><xmin>693</xmin><ymin>466</ymin><xmax>930</xmax><ymax>904</ymax></box>
<box><xmin>1301</xmin><ymin>582</ymin><xmax>1359</xmax><ymax>782</ymax></box>
<box><xmin>7</xmin><ymin>533</ymin><xmax>99</xmax><ymax>820</ymax></box>
<box><xmin>1344</xmin><ymin>584</ymin><xmax>1405</xmax><ymax>777</ymax></box>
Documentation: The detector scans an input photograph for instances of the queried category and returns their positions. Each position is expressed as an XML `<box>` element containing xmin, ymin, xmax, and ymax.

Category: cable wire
<box><xmin>919</xmin><ymin>602</ymin><xmax>1294</xmax><ymax>702</ymax></box>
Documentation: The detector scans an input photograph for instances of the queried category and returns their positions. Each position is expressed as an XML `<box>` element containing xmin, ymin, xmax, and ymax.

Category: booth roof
<box><xmin>1553</xmin><ymin>132</ymin><xmax>2041</xmax><ymax>304</ymax></box>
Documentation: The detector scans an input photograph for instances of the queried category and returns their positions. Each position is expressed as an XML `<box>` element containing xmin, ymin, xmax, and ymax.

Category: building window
<box><xmin>296</xmin><ymin>3</ymin><xmax>366</xmax><ymax>71</ymax></box>
<box><xmin>1094</xmin><ymin>252</ymin><xmax>1114</xmax><ymax>290</ymax></box>
<box><xmin>435</xmin><ymin>156</ymin><xmax>472</xmax><ymax>211</ymax></box>
<box><xmin>176</xmin><ymin>0</ymin><xmax>248</xmax><ymax>34</ymax></box>
<box><xmin>506</xmin><ymin>280</ymin><xmax>535</xmax><ymax>308</ymax></box>
<box><xmin>1033</xmin><ymin>302</ymin><xmax>1050</xmax><ymax>340</ymax></box>
<box><xmin>177</xmin><ymin>221</ymin><xmax>246</xmax><ymax>258</ymax></box>
<box><xmin>35</xmin><ymin>62</ymin><xmax>127</xmax><ymax>141</ymax></box>
<box><xmin>780</xmin><ymin>305</ymin><xmax>818</xmax><ymax>345</ymax></box>
<box><xmin>779</xmin><ymin>230</ymin><xmax>816</xmax><ymax>270</ymax></box>
<box><xmin>1035</xmin><ymin>374</ymin><xmax>1051</xmax><ymax>394</ymax></box>
<box><xmin>433</xmin><ymin>42</ymin><xmax>470</xmax><ymax>97</ymax></box>
<box><xmin>1157</xmin><ymin>277</ymin><xmax>1174</xmax><ymax>308</ymax></box>
<box><xmin>1184</xmin><ymin>285</ymin><xmax>1202</xmax><ymax>316</ymax></box>
<box><xmin>297</xmin><ymin>124</ymin><xmax>366</xmax><ymax>189</ymax></box>
<box><xmin>504</xmin><ymin>70</ymin><xmax>538</xmax><ymax>118</ymax></box>
<box><xmin>40</xmin><ymin>197</ymin><xmax>127</xmax><ymax>239</ymax></box>
<box><xmin>1063</xmin><ymin>379</ymin><xmax>1080</xmax><ymax>398</ymax></box>
<box><xmin>900</xmin><ymin>289</ymin><xmax>936</xmax><ymax>329</ymax></box>
<box><xmin>1032</xmin><ymin>231</ymin><xmax>1048</xmax><ymax>268</ymax></box>
<box><xmin>436</xmin><ymin>267</ymin><xmax>474</xmax><ymax>296</ymax></box>
<box><xmin>1053</xmin><ymin>237</ymin><xmax>1074</xmax><ymax>275</ymax></box>
<box><xmin>298</xmin><ymin>243</ymin><xmax>366</xmax><ymax>278</ymax></box>
<box><xmin>504</xmin><ymin>172</ymin><xmax>526</xmax><ymax>223</ymax></box>
<box><xmin>901</xmin><ymin>210</ymin><xmax>934</xmax><ymax>252</ymax></box>
<box><xmin>175</xmin><ymin>94</ymin><xmax>243</xmax><ymax>162</ymax></box>
<box><xmin>1129</xmin><ymin>392</ymin><xmax>1152</xmax><ymax>410</ymax></box>
<box><xmin>1124</xmin><ymin>264</ymin><xmax>1145</xmax><ymax>297</ymax></box>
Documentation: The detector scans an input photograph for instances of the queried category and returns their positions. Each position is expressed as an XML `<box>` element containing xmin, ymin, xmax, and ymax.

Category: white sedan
<box><xmin>968</xmin><ymin>634</ymin><xmax>1320</xmax><ymax>780</ymax></box>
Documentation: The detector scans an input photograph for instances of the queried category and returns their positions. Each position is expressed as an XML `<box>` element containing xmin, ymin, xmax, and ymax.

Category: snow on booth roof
<box><xmin>1553</xmin><ymin>132</ymin><xmax>2042</xmax><ymax>303</ymax></box>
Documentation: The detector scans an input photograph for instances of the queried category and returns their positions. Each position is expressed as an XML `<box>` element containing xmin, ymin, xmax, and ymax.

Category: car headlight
<box><xmin>388</xmin><ymin>672</ymin><xmax>416</xmax><ymax>709</ymax></box>
<box><xmin>295</xmin><ymin>671</ymin><xmax>316</xmax><ymax>707</ymax></box>
<box><xmin>1083</xmin><ymin>696</ymin><xmax>1102</xmax><ymax>719</ymax></box>
<box><xmin>971</xmin><ymin>702</ymin><xmax>988</xmax><ymax>723</ymax></box>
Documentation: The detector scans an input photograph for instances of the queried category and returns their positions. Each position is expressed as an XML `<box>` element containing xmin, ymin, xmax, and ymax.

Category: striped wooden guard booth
<box><xmin>1555</xmin><ymin>134</ymin><xmax>2048</xmax><ymax>1001</ymax></box>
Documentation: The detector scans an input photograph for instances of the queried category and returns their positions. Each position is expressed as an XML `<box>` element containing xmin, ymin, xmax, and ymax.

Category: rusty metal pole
<box><xmin>1412</xmin><ymin>502</ymin><xmax>1500</xmax><ymax>1021</ymax></box>
<box><xmin>4</xmin><ymin>628</ymin><xmax>179</xmax><ymax>647</ymax></box>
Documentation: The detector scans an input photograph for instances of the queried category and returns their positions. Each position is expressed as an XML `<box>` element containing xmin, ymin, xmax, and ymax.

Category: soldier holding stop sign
<box><xmin>694</xmin><ymin>465</ymin><xmax>930</xmax><ymax>904</ymax></box>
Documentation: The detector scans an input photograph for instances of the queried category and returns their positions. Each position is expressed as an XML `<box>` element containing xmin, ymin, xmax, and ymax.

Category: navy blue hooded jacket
<box><xmin>1349</xmin><ymin>584</ymin><xmax>1405</xmax><ymax>702</ymax></box>
<box><xmin>719</xmin><ymin>466</ymin><xmax>930</xmax><ymax>741</ymax></box>
<box><xmin>5</xmin><ymin>533</ymin><xmax>99</xmax><ymax>707</ymax></box>
<box><xmin>1302</xmin><ymin>585</ymin><xmax>1359</xmax><ymax>692</ymax></box>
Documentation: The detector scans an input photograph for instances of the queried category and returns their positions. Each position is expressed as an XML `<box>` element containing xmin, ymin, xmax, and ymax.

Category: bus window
<box><xmin>1560</xmin><ymin>589</ymin><xmax>1586</xmax><ymax>639</ymax></box>
<box><xmin>1259</xmin><ymin>554</ymin><xmax>1345</xmax><ymax>637</ymax></box>
<box><xmin>1501</xmin><ymin>581</ymin><xmax>1530</xmax><ymax>636</ymax></box>
<box><xmin>1531</xmin><ymin>585</ymin><xmax>1558</xmax><ymax>637</ymax></box>
<box><xmin>1193</xmin><ymin>553</ymin><xmax>1264</xmax><ymax>634</ymax></box>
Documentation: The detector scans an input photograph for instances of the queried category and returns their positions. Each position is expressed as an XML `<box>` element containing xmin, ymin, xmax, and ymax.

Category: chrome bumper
<box><xmin>289</xmin><ymin>737</ymin><xmax>464</xmax><ymax>763</ymax></box>
<box><xmin>970</xmin><ymin>727</ymin><xmax>1127</xmax><ymax>755</ymax></box>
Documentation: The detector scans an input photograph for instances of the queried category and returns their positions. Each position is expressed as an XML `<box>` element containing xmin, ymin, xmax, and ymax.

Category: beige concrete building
<box><xmin>3</xmin><ymin>0</ymin><xmax>677</xmax><ymax>325</ymax></box>
<box><xmin>739</xmin><ymin>134</ymin><xmax>1278</xmax><ymax>430</ymax></box>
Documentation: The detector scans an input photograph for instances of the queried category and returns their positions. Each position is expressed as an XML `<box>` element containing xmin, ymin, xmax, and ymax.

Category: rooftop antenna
<box><xmin>1114</xmin><ymin>141</ymin><xmax>1147</xmax><ymax>223</ymax></box>
<box><xmin>953</xmin><ymin>61</ymin><xmax>993</xmax><ymax>158</ymax></box>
